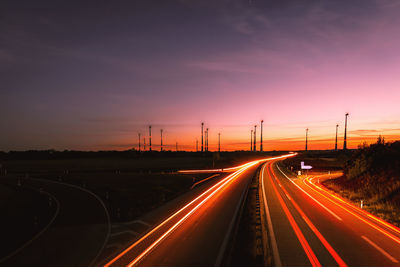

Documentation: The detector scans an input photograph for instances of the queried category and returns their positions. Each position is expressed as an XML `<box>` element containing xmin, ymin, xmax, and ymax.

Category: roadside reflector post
<box><xmin>361</xmin><ymin>200</ymin><xmax>363</xmax><ymax>209</ymax></box>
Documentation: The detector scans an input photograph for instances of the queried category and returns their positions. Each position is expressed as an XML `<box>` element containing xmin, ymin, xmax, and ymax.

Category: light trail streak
<box><xmin>302</xmin><ymin>177</ymin><xmax>400</xmax><ymax>245</ymax></box>
<box><xmin>178</xmin><ymin>154</ymin><xmax>297</xmax><ymax>174</ymax></box>
<box><xmin>106</xmin><ymin>154</ymin><xmax>296</xmax><ymax>266</ymax></box>
<box><xmin>127</xmin><ymin>165</ymin><xmax>253</xmax><ymax>267</ymax></box>
<box><xmin>309</xmin><ymin>176</ymin><xmax>400</xmax><ymax>235</ymax></box>
<box><xmin>265</xmin><ymin>162</ymin><xmax>321</xmax><ymax>267</ymax></box>
<box><xmin>270</xmin><ymin>164</ymin><xmax>347</xmax><ymax>267</ymax></box>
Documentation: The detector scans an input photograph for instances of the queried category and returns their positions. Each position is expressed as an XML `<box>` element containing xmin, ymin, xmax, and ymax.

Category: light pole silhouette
<box><xmin>251</xmin><ymin>129</ymin><xmax>253</xmax><ymax>151</ymax></box>
<box><xmin>335</xmin><ymin>124</ymin><xmax>339</xmax><ymax>151</ymax></box>
<box><xmin>201</xmin><ymin>122</ymin><xmax>204</xmax><ymax>152</ymax></box>
<box><xmin>149</xmin><ymin>125</ymin><xmax>152</xmax><ymax>151</ymax></box>
<box><xmin>253</xmin><ymin>125</ymin><xmax>257</xmax><ymax>152</ymax></box>
<box><xmin>260</xmin><ymin>120</ymin><xmax>264</xmax><ymax>152</ymax></box>
<box><xmin>160</xmin><ymin>129</ymin><xmax>163</xmax><ymax>152</ymax></box>
<box><xmin>305</xmin><ymin>128</ymin><xmax>309</xmax><ymax>151</ymax></box>
<box><xmin>196</xmin><ymin>139</ymin><xmax>198</xmax><ymax>152</ymax></box>
<box><xmin>343</xmin><ymin>113</ymin><xmax>349</xmax><ymax>150</ymax></box>
<box><xmin>218</xmin><ymin>133</ymin><xmax>221</xmax><ymax>152</ymax></box>
<box><xmin>206</xmin><ymin>128</ymin><xmax>209</xmax><ymax>152</ymax></box>
<box><xmin>138</xmin><ymin>133</ymin><xmax>141</xmax><ymax>152</ymax></box>
<box><xmin>144</xmin><ymin>136</ymin><xmax>146</xmax><ymax>151</ymax></box>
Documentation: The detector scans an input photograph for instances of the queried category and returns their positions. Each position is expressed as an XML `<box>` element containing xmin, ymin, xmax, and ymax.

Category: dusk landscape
<box><xmin>1</xmin><ymin>1</ymin><xmax>400</xmax><ymax>267</ymax></box>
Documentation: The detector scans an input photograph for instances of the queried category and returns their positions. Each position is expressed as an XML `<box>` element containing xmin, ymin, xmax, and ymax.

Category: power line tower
<box><xmin>201</xmin><ymin>122</ymin><xmax>204</xmax><ymax>152</ymax></box>
<box><xmin>218</xmin><ymin>133</ymin><xmax>221</xmax><ymax>152</ymax></box>
<box><xmin>343</xmin><ymin>113</ymin><xmax>349</xmax><ymax>150</ymax></box>
<box><xmin>251</xmin><ymin>129</ymin><xmax>253</xmax><ymax>151</ymax></box>
<box><xmin>138</xmin><ymin>133</ymin><xmax>141</xmax><ymax>152</ymax></box>
<box><xmin>149</xmin><ymin>125</ymin><xmax>152</xmax><ymax>151</ymax></box>
<box><xmin>253</xmin><ymin>125</ymin><xmax>257</xmax><ymax>152</ymax></box>
<box><xmin>335</xmin><ymin>124</ymin><xmax>339</xmax><ymax>151</ymax></box>
<box><xmin>260</xmin><ymin>120</ymin><xmax>264</xmax><ymax>152</ymax></box>
<box><xmin>305</xmin><ymin>128</ymin><xmax>309</xmax><ymax>151</ymax></box>
<box><xmin>160</xmin><ymin>129</ymin><xmax>163</xmax><ymax>152</ymax></box>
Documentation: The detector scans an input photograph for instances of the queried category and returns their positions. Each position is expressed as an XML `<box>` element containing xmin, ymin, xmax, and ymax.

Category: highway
<box><xmin>105</xmin><ymin>155</ymin><xmax>294</xmax><ymax>267</ymax></box>
<box><xmin>261</xmin><ymin>160</ymin><xmax>400</xmax><ymax>267</ymax></box>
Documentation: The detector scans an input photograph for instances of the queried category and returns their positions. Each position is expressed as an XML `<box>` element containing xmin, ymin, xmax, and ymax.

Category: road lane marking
<box><xmin>107</xmin><ymin>154</ymin><xmax>297</xmax><ymax>266</ymax></box>
<box><xmin>261</xmin><ymin>163</ymin><xmax>282</xmax><ymax>267</ymax></box>
<box><xmin>0</xmin><ymin>187</ymin><xmax>60</xmax><ymax>264</ymax></box>
<box><xmin>266</xmin><ymin>163</ymin><xmax>321</xmax><ymax>267</ymax></box>
<box><xmin>190</xmin><ymin>174</ymin><xmax>220</xmax><ymax>189</ymax></box>
<box><xmin>276</xmin><ymin>165</ymin><xmax>342</xmax><ymax>221</ymax></box>
<box><xmin>361</xmin><ymin>236</ymin><xmax>398</xmax><ymax>263</ymax></box>
<box><xmin>271</xmin><ymin>164</ymin><xmax>347</xmax><ymax>267</ymax></box>
<box><xmin>105</xmin><ymin>165</ymin><xmax>251</xmax><ymax>266</ymax></box>
<box><xmin>127</xmin><ymin>164</ymin><xmax>257</xmax><ymax>266</ymax></box>
<box><xmin>307</xmin><ymin>176</ymin><xmax>400</xmax><ymax>236</ymax></box>
<box><xmin>214</xmin><ymin>168</ymin><xmax>252</xmax><ymax>267</ymax></box>
<box><xmin>302</xmin><ymin>177</ymin><xmax>400</xmax><ymax>245</ymax></box>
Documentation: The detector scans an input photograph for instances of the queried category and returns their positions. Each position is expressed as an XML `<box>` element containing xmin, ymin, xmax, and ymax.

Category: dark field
<box><xmin>0</xmin><ymin>151</ymin><xmax>283</xmax><ymax>222</ymax></box>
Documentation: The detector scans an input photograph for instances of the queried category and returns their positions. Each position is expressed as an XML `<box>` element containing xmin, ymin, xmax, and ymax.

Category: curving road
<box><xmin>105</xmin><ymin>155</ymin><xmax>295</xmax><ymax>267</ymax></box>
<box><xmin>261</xmin><ymin>160</ymin><xmax>400</xmax><ymax>267</ymax></box>
<box><xmin>1</xmin><ymin>178</ymin><xmax>110</xmax><ymax>267</ymax></box>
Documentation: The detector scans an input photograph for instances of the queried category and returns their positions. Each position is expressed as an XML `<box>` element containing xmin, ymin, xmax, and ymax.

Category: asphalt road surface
<box><xmin>1</xmin><ymin>178</ymin><xmax>110</xmax><ymax>267</ymax></box>
<box><xmin>261</xmin><ymin>160</ymin><xmax>400</xmax><ymax>267</ymax></box>
<box><xmin>106</xmin><ymin>155</ymin><xmax>295</xmax><ymax>267</ymax></box>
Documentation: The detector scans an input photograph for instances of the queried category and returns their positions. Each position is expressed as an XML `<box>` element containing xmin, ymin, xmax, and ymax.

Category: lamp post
<box><xmin>260</xmin><ymin>120</ymin><xmax>264</xmax><ymax>152</ymax></box>
<box><xmin>335</xmin><ymin>124</ymin><xmax>339</xmax><ymax>151</ymax></box>
<box><xmin>138</xmin><ymin>133</ymin><xmax>141</xmax><ymax>152</ymax></box>
<box><xmin>305</xmin><ymin>128</ymin><xmax>309</xmax><ymax>151</ymax></box>
<box><xmin>149</xmin><ymin>125</ymin><xmax>152</xmax><ymax>151</ymax></box>
<box><xmin>253</xmin><ymin>125</ymin><xmax>257</xmax><ymax>152</ymax></box>
<box><xmin>343</xmin><ymin>113</ymin><xmax>349</xmax><ymax>150</ymax></box>
<box><xmin>160</xmin><ymin>129</ymin><xmax>163</xmax><ymax>152</ymax></box>
<box><xmin>218</xmin><ymin>133</ymin><xmax>221</xmax><ymax>152</ymax></box>
<box><xmin>201</xmin><ymin>122</ymin><xmax>204</xmax><ymax>152</ymax></box>
<box><xmin>251</xmin><ymin>129</ymin><xmax>253</xmax><ymax>151</ymax></box>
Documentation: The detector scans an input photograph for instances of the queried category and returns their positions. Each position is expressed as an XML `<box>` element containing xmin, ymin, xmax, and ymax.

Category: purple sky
<box><xmin>1</xmin><ymin>0</ymin><xmax>400</xmax><ymax>151</ymax></box>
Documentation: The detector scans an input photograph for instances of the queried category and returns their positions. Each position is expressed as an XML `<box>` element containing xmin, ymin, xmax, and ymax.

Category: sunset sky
<box><xmin>1</xmin><ymin>0</ymin><xmax>400</xmax><ymax>151</ymax></box>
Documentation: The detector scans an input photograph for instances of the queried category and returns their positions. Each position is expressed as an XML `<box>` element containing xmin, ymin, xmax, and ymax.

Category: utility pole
<box><xmin>218</xmin><ymin>133</ymin><xmax>221</xmax><ymax>152</ymax></box>
<box><xmin>335</xmin><ymin>124</ymin><xmax>339</xmax><ymax>151</ymax></box>
<box><xmin>305</xmin><ymin>128</ymin><xmax>309</xmax><ymax>151</ymax></box>
<box><xmin>160</xmin><ymin>129</ymin><xmax>163</xmax><ymax>152</ymax></box>
<box><xmin>253</xmin><ymin>125</ymin><xmax>257</xmax><ymax>152</ymax></box>
<box><xmin>144</xmin><ymin>136</ymin><xmax>146</xmax><ymax>151</ymax></box>
<box><xmin>343</xmin><ymin>113</ymin><xmax>349</xmax><ymax>150</ymax></box>
<box><xmin>260</xmin><ymin>120</ymin><xmax>264</xmax><ymax>152</ymax></box>
<box><xmin>196</xmin><ymin>139</ymin><xmax>198</xmax><ymax>152</ymax></box>
<box><xmin>201</xmin><ymin>122</ymin><xmax>204</xmax><ymax>152</ymax></box>
<box><xmin>149</xmin><ymin>125</ymin><xmax>152</xmax><ymax>151</ymax></box>
<box><xmin>138</xmin><ymin>133</ymin><xmax>141</xmax><ymax>152</ymax></box>
<box><xmin>251</xmin><ymin>129</ymin><xmax>253</xmax><ymax>151</ymax></box>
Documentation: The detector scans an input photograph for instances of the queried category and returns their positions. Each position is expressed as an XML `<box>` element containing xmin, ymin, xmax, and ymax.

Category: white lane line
<box><xmin>361</xmin><ymin>235</ymin><xmax>399</xmax><ymax>263</ymax></box>
<box><xmin>276</xmin><ymin>165</ymin><xmax>342</xmax><ymax>221</ymax></box>
<box><xmin>261</xmin><ymin>163</ymin><xmax>282</xmax><ymax>267</ymax></box>
<box><xmin>214</xmin><ymin>169</ymin><xmax>252</xmax><ymax>267</ymax></box>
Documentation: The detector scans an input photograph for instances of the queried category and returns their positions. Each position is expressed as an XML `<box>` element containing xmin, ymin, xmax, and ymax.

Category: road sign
<box><xmin>301</xmin><ymin>161</ymin><xmax>312</xmax><ymax>170</ymax></box>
